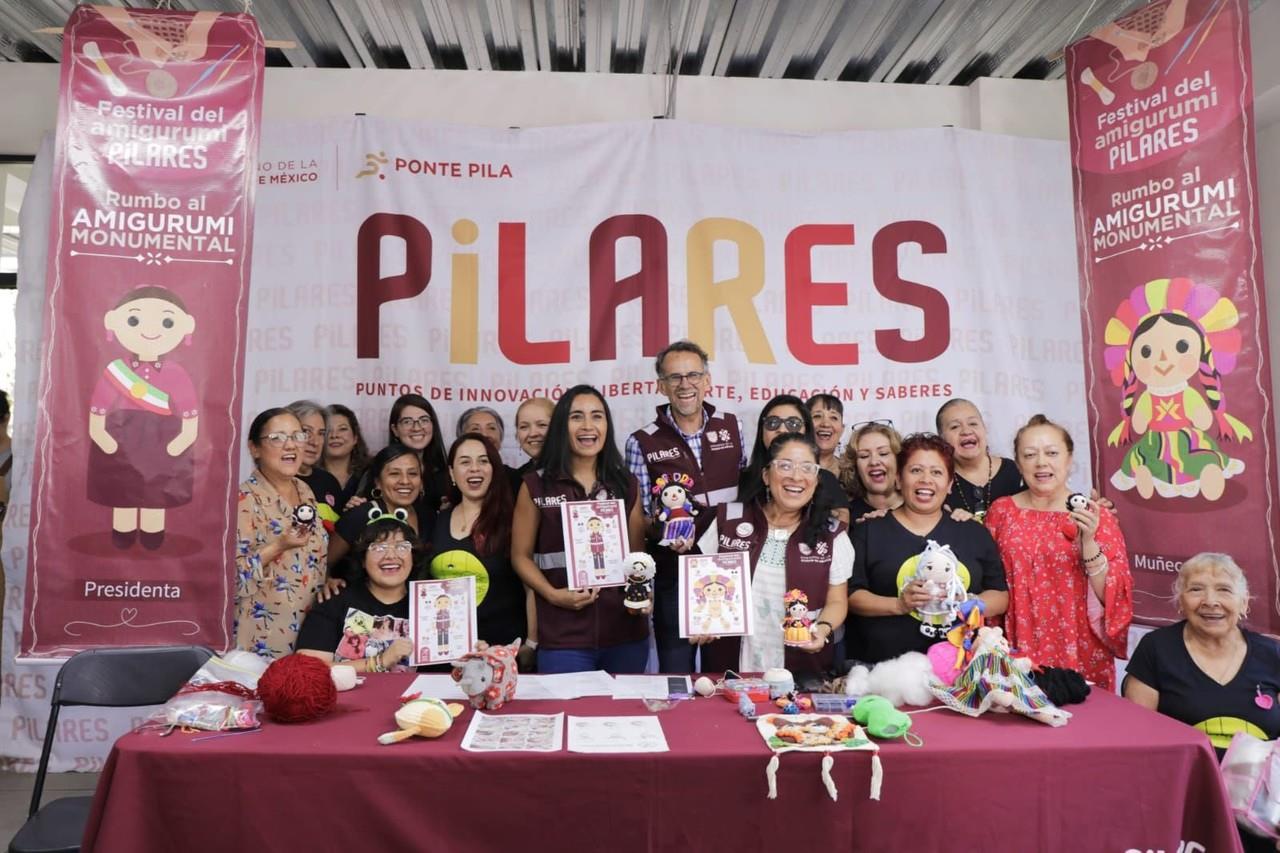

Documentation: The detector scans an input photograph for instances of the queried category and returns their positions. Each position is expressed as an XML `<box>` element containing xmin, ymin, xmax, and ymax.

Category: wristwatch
<box><xmin>815</xmin><ymin>620</ymin><xmax>834</xmax><ymax>645</ymax></box>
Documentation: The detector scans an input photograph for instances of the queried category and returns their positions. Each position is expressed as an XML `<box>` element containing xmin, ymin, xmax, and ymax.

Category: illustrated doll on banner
<box><xmin>88</xmin><ymin>285</ymin><xmax>198</xmax><ymax>550</ymax></box>
<box><xmin>435</xmin><ymin>593</ymin><xmax>452</xmax><ymax>655</ymax></box>
<box><xmin>1105</xmin><ymin>278</ymin><xmax>1251</xmax><ymax>501</ymax></box>
<box><xmin>652</xmin><ymin>472</ymin><xmax>698</xmax><ymax>546</ymax></box>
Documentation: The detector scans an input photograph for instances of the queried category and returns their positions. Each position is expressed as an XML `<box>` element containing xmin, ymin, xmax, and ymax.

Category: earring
<box><xmin>106</xmin><ymin>330</ymin><xmax>115</xmax><ymax>343</ymax></box>
<box><xmin>183</xmin><ymin>334</ymin><xmax>193</xmax><ymax>347</ymax></box>
<box><xmin>371</xmin><ymin>486</ymin><xmax>383</xmax><ymax>500</ymax></box>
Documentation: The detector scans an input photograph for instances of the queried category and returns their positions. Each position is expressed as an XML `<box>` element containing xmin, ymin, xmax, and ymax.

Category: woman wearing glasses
<box><xmin>839</xmin><ymin>420</ymin><xmax>904</xmax><ymax>522</ymax></box>
<box><xmin>387</xmin><ymin>393</ymin><xmax>450</xmax><ymax>512</ymax></box>
<box><xmin>697</xmin><ymin>433</ymin><xmax>850</xmax><ymax>678</ymax></box>
<box><xmin>235</xmin><ymin>407</ymin><xmax>330</xmax><ymax>658</ymax></box>
<box><xmin>846</xmin><ymin>433</ymin><xmax>1008</xmax><ymax>664</ymax></box>
<box><xmin>297</xmin><ymin>516</ymin><xmax>417</xmax><ymax>673</ymax></box>
<box><xmin>739</xmin><ymin>394</ymin><xmax>850</xmax><ymax>524</ymax></box>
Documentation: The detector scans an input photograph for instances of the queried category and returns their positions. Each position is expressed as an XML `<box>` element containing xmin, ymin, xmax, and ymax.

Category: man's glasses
<box><xmin>661</xmin><ymin>370</ymin><xmax>706</xmax><ymax>387</ymax></box>
<box><xmin>762</xmin><ymin>416</ymin><xmax>804</xmax><ymax>433</ymax></box>
<box><xmin>397</xmin><ymin>415</ymin><xmax>433</xmax><ymax>429</ymax></box>
<box><xmin>261</xmin><ymin>431</ymin><xmax>307</xmax><ymax>447</ymax></box>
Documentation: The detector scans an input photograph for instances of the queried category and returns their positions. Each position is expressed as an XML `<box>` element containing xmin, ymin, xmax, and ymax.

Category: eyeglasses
<box><xmin>397</xmin><ymin>415</ymin><xmax>433</xmax><ymax>430</ymax></box>
<box><xmin>661</xmin><ymin>370</ymin><xmax>706</xmax><ymax>386</ymax></box>
<box><xmin>762</xmin><ymin>416</ymin><xmax>804</xmax><ymax>433</ymax></box>
<box><xmin>770</xmin><ymin>459</ymin><xmax>820</xmax><ymax>477</ymax></box>
<box><xmin>369</xmin><ymin>541</ymin><xmax>413</xmax><ymax>555</ymax></box>
<box><xmin>850</xmin><ymin>418</ymin><xmax>894</xmax><ymax>431</ymax></box>
<box><xmin>260</xmin><ymin>431</ymin><xmax>307</xmax><ymax>447</ymax></box>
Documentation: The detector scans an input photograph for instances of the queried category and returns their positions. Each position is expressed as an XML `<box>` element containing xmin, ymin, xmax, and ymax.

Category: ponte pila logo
<box><xmin>356</xmin><ymin>151</ymin><xmax>388</xmax><ymax>180</ymax></box>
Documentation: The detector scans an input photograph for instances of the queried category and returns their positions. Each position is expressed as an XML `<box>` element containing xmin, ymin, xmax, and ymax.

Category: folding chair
<box><xmin>8</xmin><ymin>645</ymin><xmax>214</xmax><ymax>853</ymax></box>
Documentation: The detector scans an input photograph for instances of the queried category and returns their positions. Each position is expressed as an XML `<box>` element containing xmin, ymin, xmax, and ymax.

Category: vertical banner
<box><xmin>21</xmin><ymin>6</ymin><xmax>264</xmax><ymax>656</ymax></box>
<box><xmin>1067</xmin><ymin>0</ymin><xmax>1279</xmax><ymax>631</ymax></box>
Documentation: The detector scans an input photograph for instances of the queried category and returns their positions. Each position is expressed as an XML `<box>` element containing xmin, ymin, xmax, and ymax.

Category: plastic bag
<box><xmin>161</xmin><ymin>690</ymin><xmax>261</xmax><ymax>732</ymax></box>
<box><xmin>1222</xmin><ymin>731</ymin><xmax>1280</xmax><ymax>840</ymax></box>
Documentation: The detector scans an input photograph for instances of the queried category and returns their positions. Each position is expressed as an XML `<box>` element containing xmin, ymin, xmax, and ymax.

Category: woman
<box><xmin>511</xmin><ymin>385</ymin><xmax>648</xmax><ymax>674</ymax></box>
<box><xmin>847</xmin><ymin>433</ymin><xmax>1008</xmax><ymax>664</ymax></box>
<box><xmin>514</xmin><ymin>396</ymin><xmax>553</xmax><ymax>477</ymax></box>
<box><xmin>429</xmin><ymin>433</ymin><xmax>532</xmax><ymax>668</ymax></box>
<box><xmin>935</xmin><ymin>398</ymin><xmax>1023</xmax><ymax>521</ymax></box>
<box><xmin>387</xmin><ymin>393</ymin><xmax>449</xmax><ymax>512</ymax></box>
<box><xmin>457</xmin><ymin>405</ymin><xmax>521</xmax><ymax>491</ymax></box>
<box><xmin>839</xmin><ymin>421</ymin><xmax>903</xmax><ymax>523</ymax></box>
<box><xmin>1125</xmin><ymin>554</ymin><xmax>1280</xmax><ymax>853</ymax></box>
<box><xmin>286</xmin><ymin>400</ymin><xmax>343</xmax><ymax>518</ymax></box>
<box><xmin>985</xmin><ymin>415</ymin><xmax>1132</xmax><ymax>690</ymax></box>
<box><xmin>805</xmin><ymin>394</ymin><xmax>845</xmax><ymax>477</ymax></box>
<box><xmin>328</xmin><ymin>443</ymin><xmax>427</xmax><ymax>578</ymax></box>
<box><xmin>235</xmin><ymin>408</ymin><xmax>329</xmax><ymax>658</ymax></box>
<box><xmin>740</xmin><ymin>394</ymin><xmax>850</xmax><ymax>525</ymax></box>
<box><xmin>697</xmin><ymin>433</ymin><xmax>850</xmax><ymax>678</ymax></box>
<box><xmin>297</xmin><ymin>517</ymin><xmax>417</xmax><ymax>672</ymax></box>
<box><xmin>323</xmin><ymin>403</ymin><xmax>370</xmax><ymax>509</ymax></box>
<box><xmin>1125</xmin><ymin>553</ymin><xmax>1280</xmax><ymax>749</ymax></box>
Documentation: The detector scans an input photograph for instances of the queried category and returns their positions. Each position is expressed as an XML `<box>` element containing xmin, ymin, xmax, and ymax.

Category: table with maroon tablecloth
<box><xmin>81</xmin><ymin>674</ymin><xmax>1242</xmax><ymax>853</ymax></box>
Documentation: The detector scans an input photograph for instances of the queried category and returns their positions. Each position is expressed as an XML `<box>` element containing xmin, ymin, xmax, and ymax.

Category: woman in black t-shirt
<box><xmin>328</xmin><ymin>444</ymin><xmax>432</xmax><ymax>581</ymax></box>
<box><xmin>428</xmin><ymin>433</ymin><xmax>531</xmax><ymax>668</ymax></box>
<box><xmin>297</xmin><ymin>517</ymin><xmax>418</xmax><ymax>672</ymax></box>
<box><xmin>935</xmin><ymin>398</ymin><xmax>1023</xmax><ymax>521</ymax></box>
<box><xmin>847</xmin><ymin>433</ymin><xmax>1007</xmax><ymax>664</ymax></box>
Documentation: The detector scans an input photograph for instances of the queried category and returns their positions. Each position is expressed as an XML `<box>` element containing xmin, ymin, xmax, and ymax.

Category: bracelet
<box><xmin>1085</xmin><ymin>557</ymin><xmax>1109</xmax><ymax>577</ymax></box>
<box><xmin>1082</xmin><ymin>549</ymin><xmax>1105</xmax><ymax>566</ymax></box>
<box><xmin>524</xmin><ymin>639</ymin><xmax>539</xmax><ymax>651</ymax></box>
<box><xmin>368</xmin><ymin>653</ymin><xmax>383</xmax><ymax>673</ymax></box>
<box><xmin>815</xmin><ymin>620</ymin><xmax>833</xmax><ymax>644</ymax></box>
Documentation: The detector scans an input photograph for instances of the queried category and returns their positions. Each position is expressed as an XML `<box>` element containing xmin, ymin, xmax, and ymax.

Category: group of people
<box><xmin>232</xmin><ymin>339</ymin><xmax>1279</xmax><ymax>767</ymax></box>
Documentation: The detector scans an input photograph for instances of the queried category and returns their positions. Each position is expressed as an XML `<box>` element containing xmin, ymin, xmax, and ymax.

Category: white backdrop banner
<box><xmin>2</xmin><ymin>118</ymin><xmax>1085</xmax><ymax>769</ymax></box>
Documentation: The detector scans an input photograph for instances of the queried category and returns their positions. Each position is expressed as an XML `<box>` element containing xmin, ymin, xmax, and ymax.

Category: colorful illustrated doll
<box><xmin>623</xmin><ymin>552</ymin><xmax>657</xmax><ymax>611</ymax></box>
<box><xmin>586</xmin><ymin>516</ymin><xmax>607</xmax><ymax>581</ymax></box>
<box><xmin>652</xmin><ymin>472</ymin><xmax>698</xmax><ymax>546</ymax></box>
<box><xmin>692</xmin><ymin>572</ymin><xmax>736</xmax><ymax>633</ymax></box>
<box><xmin>1105</xmin><ymin>278</ymin><xmax>1251</xmax><ymax>500</ymax></box>
<box><xmin>434</xmin><ymin>594</ymin><xmax>452</xmax><ymax>655</ymax></box>
<box><xmin>782</xmin><ymin>589</ymin><xmax>814</xmax><ymax>644</ymax></box>
<box><xmin>88</xmin><ymin>285</ymin><xmax>198</xmax><ymax>549</ymax></box>
<box><xmin>911</xmin><ymin>540</ymin><xmax>966</xmax><ymax>638</ymax></box>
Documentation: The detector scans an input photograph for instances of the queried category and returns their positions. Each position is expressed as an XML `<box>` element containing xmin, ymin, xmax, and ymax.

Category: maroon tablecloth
<box><xmin>82</xmin><ymin>675</ymin><xmax>1242</xmax><ymax>852</ymax></box>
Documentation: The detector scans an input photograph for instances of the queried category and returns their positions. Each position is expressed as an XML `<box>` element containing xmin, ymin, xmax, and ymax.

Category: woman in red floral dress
<box><xmin>985</xmin><ymin>415</ymin><xmax>1132</xmax><ymax>690</ymax></box>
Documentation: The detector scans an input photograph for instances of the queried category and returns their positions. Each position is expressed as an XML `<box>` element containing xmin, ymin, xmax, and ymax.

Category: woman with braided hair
<box><xmin>1105</xmin><ymin>278</ymin><xmax>1252</xmax><ymax>501</ymax></box>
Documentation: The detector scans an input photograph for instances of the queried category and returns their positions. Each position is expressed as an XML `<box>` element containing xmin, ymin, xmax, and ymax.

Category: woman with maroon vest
<box><xmin>511</xmin><ymin>385</ymin><xmax>648</xmax><ymax>674</ymax></box>
<box><xmin>847</xmin><ymin>433</ymin><xmax>1008</xmax><ymax>664</ymax></box>
<box><xmin>696</xmin><ymin>433</ymin><xmax>851</xmax><ymax>680</ymax></box>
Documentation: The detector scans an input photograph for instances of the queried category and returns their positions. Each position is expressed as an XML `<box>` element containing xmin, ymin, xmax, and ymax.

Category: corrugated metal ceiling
<box><xmin>0</xmin><ymin>0</ymin><xmax>1268</xmax><ymax>85</ymax></box>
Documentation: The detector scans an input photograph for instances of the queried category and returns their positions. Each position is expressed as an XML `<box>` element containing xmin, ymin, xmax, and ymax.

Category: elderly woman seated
<box><xmin>1124</xmin><ymin>553</ymin><xmax>1280</xmax><ymax>852</ymax></box>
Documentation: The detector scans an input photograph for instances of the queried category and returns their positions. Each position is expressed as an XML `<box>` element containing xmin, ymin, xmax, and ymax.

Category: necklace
<box><xmin>956</xmin><ymin>454</ymin><xmax>993</xmax><ymax>519</ymax></box>
<box><xmin>453</xmin><ymin>504</ymin><xmax>479</xmax><ymax>538</ymax></box>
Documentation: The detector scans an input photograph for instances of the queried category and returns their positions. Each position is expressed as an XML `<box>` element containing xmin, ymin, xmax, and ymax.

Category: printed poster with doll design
<box><xmin>561</xmin><ymin>499</ymin><xmax>629</xmax><ymax>590</ymax></box>
<box><xmin>22</xmin><ymin>6</ymin><xmax>264</xmax><ymax>655</ymax></box>
<box><xmin>410</xmin><ymin>577</ymin><xmax>477</xmax><ymax>666</ymax></box>
<box><xmin>677</xmin><ymin>552</ymin><xmax>752</xmax><ymax>638</ymax></box>
<box><xmin>1067</xmin><ymin>0</ymin><xmax>1280</xmax><ymax>632</ymax></box>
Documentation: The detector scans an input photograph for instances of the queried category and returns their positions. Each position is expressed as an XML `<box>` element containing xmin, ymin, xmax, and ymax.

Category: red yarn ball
<box><xmin>257</xmin><ymin>654</ymin><xmax>337</xmax><ymax>723</ymax></box>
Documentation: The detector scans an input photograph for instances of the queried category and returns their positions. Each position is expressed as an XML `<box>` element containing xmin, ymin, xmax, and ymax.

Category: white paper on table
<box><xmin>400</xmin><ymin>673</ymin><xmax>467</xmax><ymax>701</ymax></box>
<box><xmin>517</xmin><ymin>671</ymin><xmax>616</xmax><ymax>700</ymax></box>
<box><xmin>461</xmin><ymin>712</ymin><xmax>564</xmax><ymax>752</ymax></box>
<box><xmin>611</xmin><ymin>675</ymin><xmax>692</xmax><ymax>700</ymax></box>
<box><xmin>567</xmin><ymin>715</ymin><xmax>669</xmax><ymax>753</ymax></box>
